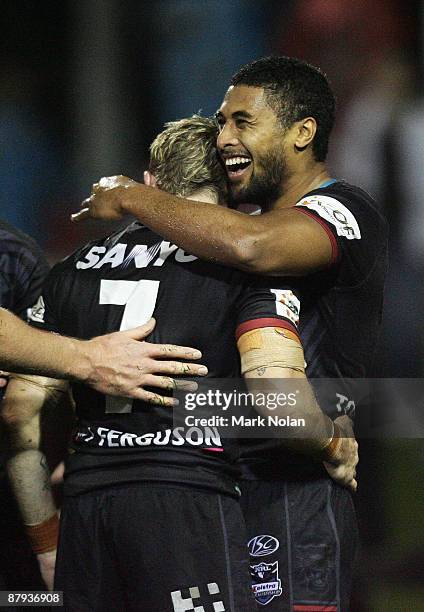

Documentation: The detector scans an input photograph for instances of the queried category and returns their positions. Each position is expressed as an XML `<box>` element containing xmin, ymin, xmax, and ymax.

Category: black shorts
<box><xmin>55</xmin><ymin>483</ymin><xmax>256</xmax><ymax>612</ymax></box>
<box><xmin>240</xmin><ymin>478</ymin><xmax>358</xmax><ymax>611</ymax></box>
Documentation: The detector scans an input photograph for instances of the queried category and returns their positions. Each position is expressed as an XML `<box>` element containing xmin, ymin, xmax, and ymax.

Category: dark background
<box><xmin>0</xmin><ymin>1</ymin><xmax>423</xmax><ymax>609</ymax></box>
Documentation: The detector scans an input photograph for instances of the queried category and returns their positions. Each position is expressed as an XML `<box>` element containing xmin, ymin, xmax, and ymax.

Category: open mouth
<box><xmin>224</xmin><ymin>156</ymin><xmax>252</xmax><ymax>180</ymax></box>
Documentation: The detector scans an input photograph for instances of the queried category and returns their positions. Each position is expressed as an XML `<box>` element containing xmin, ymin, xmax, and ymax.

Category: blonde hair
<box><xmin>149</xmin><ymin>115</ymin><xmax>226</xmax><ymax>199</ymax></box>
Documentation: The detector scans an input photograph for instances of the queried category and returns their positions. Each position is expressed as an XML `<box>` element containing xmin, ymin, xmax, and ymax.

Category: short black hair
<box><xmin>231</xmin><ymin>56</ymin><xmax>335</xmax><ymax>162</ymax></box>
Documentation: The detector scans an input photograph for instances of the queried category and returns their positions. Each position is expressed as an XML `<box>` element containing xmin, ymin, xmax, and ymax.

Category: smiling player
<box><xmin>76</xmin><ymin>56</ymin><xmax>387</xmax><ymax>611</ymax></box>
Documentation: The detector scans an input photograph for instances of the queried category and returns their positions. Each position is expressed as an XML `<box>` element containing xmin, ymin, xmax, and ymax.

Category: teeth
<box><xmin>225</xmin><ymin>157</ymin><xmax>251</xmax><ymax>167</ymax></box>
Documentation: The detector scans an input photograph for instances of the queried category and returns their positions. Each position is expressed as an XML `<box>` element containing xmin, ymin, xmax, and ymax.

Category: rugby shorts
<box><xmin>240</xmin><ymin>477</ymin><xmax>358</xmax><ymax>611</ymax></box>
<box><xmin>55</xmin><ymin>482</ymin><xmax>256</xmax><ymax>611</ymax></box>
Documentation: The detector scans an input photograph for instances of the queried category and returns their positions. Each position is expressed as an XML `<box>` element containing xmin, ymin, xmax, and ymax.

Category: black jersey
<box><xmin>294</xmin><ymin>180</ymin><xmax>388</xmax><ymax>378</ymax></box>
<box><xmin>0</xmin><ymin>221</ymin><xmax>50</xmax><ymax>592</ymax></box>
<box><xmin>0</xmin><ymin>219</ymin><xmax>49</xmax><ymax>462</ymax></box>
<box><xmin>0</xmin><ymin>219</ymin><xmax>49</xmax><ymax>320</ymax></box>
<box><xmin>240</xmin><ymin>180</ymin><xmax>388</xmax><ymax>476</ymax></box>
<box><xmin>30</xmin><ymin>220</ymin><xmax>294</xmax><ymax>496</ymax></box>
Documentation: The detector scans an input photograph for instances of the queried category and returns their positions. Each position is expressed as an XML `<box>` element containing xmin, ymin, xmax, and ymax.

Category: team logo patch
<box><xmin>28</xmin><ymin>295</ymin><xmax>46</xmax><ymax>323</ymax></box>
<box><xmin>270</xmin><ymin>289</ymin><xmax>300</xmax><ymax>326</ymax></box>
<box><xmin>295</xmin><ymin>545</ymin><xmax>332</xmax><ymax>594</ymax></box>
<box><xmin>296</xmin><ymin>195</ymin><xmax>361</xmax><ymax>240</ymax></box>
<box><xmin>248</xmin><ymin>534</ymin><xmax>280</xmax><ymax>558</ymax></box>
<box><xmin>250</xmin><ymin>560</ymin><xmax>283</xmax><ymax>606</ymax></box>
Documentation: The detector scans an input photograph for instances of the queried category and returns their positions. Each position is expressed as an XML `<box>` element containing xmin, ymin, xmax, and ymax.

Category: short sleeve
<box><xmin>0</xmin><ymin>224</ymin><xmax>50</xmax><ymax>320</ymax></box>
<box><xmin>295</xmin><ymin>189</ymin><xmax>388</xmax><ymax>286</ymax></box>
<box><xmin>235</xmin><ymin>277</ymin><xmax>301</xmax><ymax>340</ymax></box>
<box><xmin>28</xmin><ymin>266</ymin><xmax>63</xmax><ymax>334</ymax></box>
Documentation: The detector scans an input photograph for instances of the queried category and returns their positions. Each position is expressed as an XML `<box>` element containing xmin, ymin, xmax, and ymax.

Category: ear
<box><xmin>144</xmin><ymin>170</ymin><xmax>157</xmax><ymax>188</ymax></box>
<box><xmin>294</xmin><ymin>117</ymin><xmax>317</xmax><ymax>151</ymax></box>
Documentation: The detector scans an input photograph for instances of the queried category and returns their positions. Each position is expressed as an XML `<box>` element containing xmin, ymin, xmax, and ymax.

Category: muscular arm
<box><xmin>0</xmin><ymin>307</ymin><xmax>91</xmax><ymax>378</ymax></box>
<box><xmin>2</xmin><ymin>375</ymin><xmax>70</xmax><ymax>525</ymax></box>
<box><xmin>0</xmin><ymin>309</ymin><xmax>206</xmax><ymax>402</ymax></box>
<box><xmin>2</xmin><ymin>375</ymin><xmax>73</xmax><ymax>589</ymax></box>
<box><xmin>238</xmin><ymin>326</ymin><xmax>358</xmax><ymax>490</ymax></box>
<box><xmin>73</xmin><ymin>177</ymin><xmax>332</xmax><ymax>276</ymax></box>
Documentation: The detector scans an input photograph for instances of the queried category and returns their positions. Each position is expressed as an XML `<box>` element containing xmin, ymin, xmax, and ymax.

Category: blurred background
<box><xmin>1</xmin><ymin>1</ymin><xmax>423</xmax><ymax>609</ymax></box>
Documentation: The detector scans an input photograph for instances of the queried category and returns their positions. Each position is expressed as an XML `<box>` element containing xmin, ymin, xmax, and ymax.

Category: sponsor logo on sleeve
<box><xmin>28</xmin><ymin>295</ymin><xmax>46</xmax><ymax>323</ymax></box>
<box><xmin>270</xmin><ymin>289</ymin><xmax>300</xmax><ymax>326</ymax></box>
<box><xmin>296</xmin><ymin>195</ymin><xmax>361</xmax><ymax>240</ymax></box>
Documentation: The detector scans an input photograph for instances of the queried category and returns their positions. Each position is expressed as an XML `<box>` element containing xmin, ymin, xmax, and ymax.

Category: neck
<box><xmin>274</xmin><ymin>162</ymin><xmax>330</xmax><ymax>210</ymax></box>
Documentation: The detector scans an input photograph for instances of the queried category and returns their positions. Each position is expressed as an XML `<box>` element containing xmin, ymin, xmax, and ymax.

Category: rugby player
<box><xmin>76</xmin><ymin>56</ymin><xmax>387</xmax><ymax>610</ymax></box>
<box><xmin>0</xmin><ymin>232</ymin><xmax>207</xmax><ymax>588</ymax></box>
<box><xmin>1</xmin><ymin>229</ymin><xmax>204</xmax><ymax>591</ymax></box>
<box><xmin>0</xmin><ymin>219</ymin><xmax>51</xmax><ymax>590</ymax></box>
<box><xmin>12</xmin><ymin>114</ymin><xmax>356</xmax><ymax>611</ymax></box>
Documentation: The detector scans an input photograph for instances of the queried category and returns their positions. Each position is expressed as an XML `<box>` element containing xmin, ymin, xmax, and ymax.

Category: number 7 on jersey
<box><xmin>100</xmin><ymin>279</ymin><xmax>160</xmax><ymax>413</ymax></box>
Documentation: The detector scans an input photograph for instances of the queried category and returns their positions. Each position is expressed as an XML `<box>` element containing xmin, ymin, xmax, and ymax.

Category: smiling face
<box><xmin>216</xmin><ymin>85</ymin><xmax>291</xmax><ymax>210</ymax></box>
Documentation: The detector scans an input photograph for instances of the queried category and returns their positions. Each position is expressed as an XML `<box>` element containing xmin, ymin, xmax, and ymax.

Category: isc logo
<box><xmin>248</xmin><ymin>534</ymin><xmax>280</xmax><ymax>558</ymax></box>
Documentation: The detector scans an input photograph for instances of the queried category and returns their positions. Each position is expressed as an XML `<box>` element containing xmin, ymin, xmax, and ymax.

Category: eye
<box><xmin>236</xmin><ymin>118</ymin><xmax>248</xmax><ymax>128</ymax></box>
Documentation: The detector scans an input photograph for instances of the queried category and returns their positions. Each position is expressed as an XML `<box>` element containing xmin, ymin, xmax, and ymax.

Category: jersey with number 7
<box><xmin>29</xmin><ymin>221</ymin><xmax>297</xmax><ymax>497</ymax></box>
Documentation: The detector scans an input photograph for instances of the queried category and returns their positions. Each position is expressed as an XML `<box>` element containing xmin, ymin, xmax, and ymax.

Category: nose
<box><xmin>217</xmin><ymin>121</ymin><xmax>239</xmax><ymax>151</ymax></box>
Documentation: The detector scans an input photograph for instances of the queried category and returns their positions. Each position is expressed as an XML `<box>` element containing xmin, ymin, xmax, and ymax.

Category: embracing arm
<box><xmin>2</xmin><ymin>374</ymin><xmax>71</xmax><ymax>589</ymax></box>
<box><xmin>0</xmin><ymin>308</ymin><xmax>87</xmax><ymax>377</ymax></box>
<box><xmin>238</xmin><ymin>326</ymin><xmax>358</xmax><ymax>491</ymax></box>
<box><xmin>72</xmin><ymin>177</ymin><xmax>332</xmax><ymax>276</ymax></box>
<box><xmin>0</xmin><ymin>309</ymin><xmax>206</xmax><ymax>402</ymax></box>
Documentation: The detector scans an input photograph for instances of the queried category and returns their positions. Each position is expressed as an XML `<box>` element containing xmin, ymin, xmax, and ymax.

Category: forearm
<box><xmin>124</xmin><ymin>185</ymin><xmax>256</xmax><ymax>269</ymax></box>
<box><xmin>7</xmin><ymin>450</ymin><xmax>57</xmax><ymax>525</ymax></box>
<box><xmin>3</xmin><ymin>377</ymin><xmax>68</xmax><ymax>526</ymax></box>
<box><xmin>0</xmin><ymin>308</ymin><xmax>91</xmax><ymax>380</ymax></box>
<box><xmin>239</xmin><ymin>327</ymin><xmax>333</xmax><ymax>455</ymax></box>
<box><xmin>245</xmin><ymin>369</ymin><xmax>334</xmax><ymax>454</ymax></box>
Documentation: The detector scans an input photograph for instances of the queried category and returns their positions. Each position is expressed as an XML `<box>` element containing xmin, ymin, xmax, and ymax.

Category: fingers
<box><xmin>118</xmin><ymin>322</ymin><xmax>203</xmax><ymax>359</ymax></box>
<box><xmin>143</xmin><ymin>374</ymin><xmax>198</xmax><ymax>392</ymax></box>
<box><xmin>148</xmin><ymin>342</ymin><xmax>203</xmax><ymax>360</ymax></box>
<box><xmin>119</xmin><ymin>318</ymin><xmax>156</xmax><ymax>340</ymax></box>
<box><xmin>143</xmin><ymin>170</ymin><xmax>157</xmax><ymax>188</ymax></box>
<box><xmin>129</xmin><ymin>388</ymin><xmax>179</xmax><ymax>407</ymax></box>
<box><xmin>71</xmin><ymin>207</ymin><xmax>91</xmax><ymax>223</ymax></box>
<box><xmin>152</xmin><ymin>359</ymin><xmax>208</xmax><ymax>376</ymax></box>
<box><xmin>324</xmin><ymin>461</ymin><xmax>357</xmax><ymax>492</ymax></box>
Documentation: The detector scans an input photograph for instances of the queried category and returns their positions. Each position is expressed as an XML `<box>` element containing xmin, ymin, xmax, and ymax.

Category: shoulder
<box><xmin>295</xmin><ymin>181</ymin><xmax>388</xmax><ymax>242</ymax></box>
<box><xmin>51</xmin><ymin>222</ymin><xmax>145</xmax><ymax>273</ymax></box>
<box><xmin>0</xmin><ymin>218</ymin><xmax>49</xmax><ymax>269</ymax></box>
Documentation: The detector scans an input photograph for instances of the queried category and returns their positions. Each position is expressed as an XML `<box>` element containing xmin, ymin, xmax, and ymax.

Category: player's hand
<box><xmin>143</xmin><ymin>170</ymin><xmax>157</xmax><ymax>188</ymax></box>
<box><xmin>72</xmin><ymin>175</ymin><xmax>139</xmax><ymax>222</ymax></box>
<box><xmin>323</xmin><ymin>415</ymin><xmax>358</xmax><ymax>492</ymax></box>
<box><xmin>37</xmin><ymin>549</ymin><xmax>56</xmax><ymax>590</ymax></box>
<box><xmin>82</xmin><ymin>318</ymin><xmax>207</xmax><ymax>405</ymax></box>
